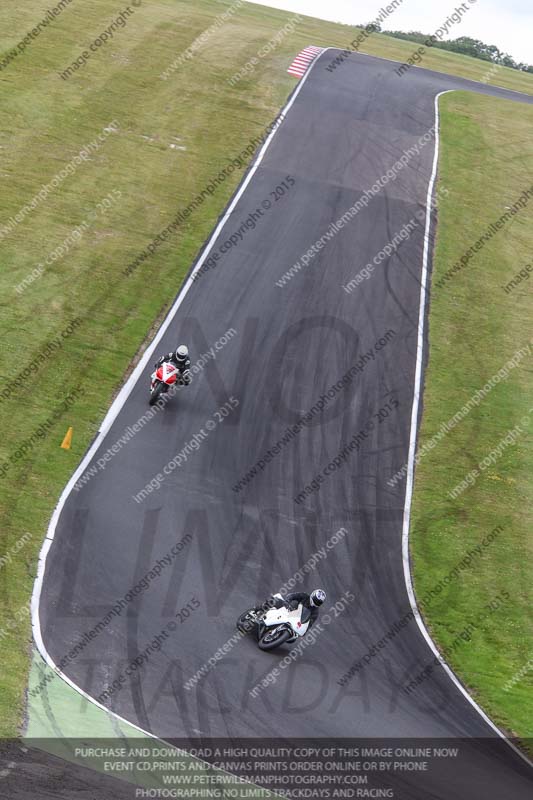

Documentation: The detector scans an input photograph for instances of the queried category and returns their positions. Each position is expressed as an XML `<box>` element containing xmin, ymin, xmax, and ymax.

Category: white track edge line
<box><xmin>401</xmin><ymin>89</ymin><xmax>532</xmax><ymax>768</ymax></box>
<box><xmin>29</xmin><ymin>50</ymin><xmax>530</xmax><ymax>768</ymax></box>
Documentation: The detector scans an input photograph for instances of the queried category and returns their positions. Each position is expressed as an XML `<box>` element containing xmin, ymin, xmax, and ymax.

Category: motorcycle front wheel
<box><xmin>258</xmin><ymin>626</ymin><xmax>292</xmax><ymax>651</ymax></box>
<box><xmin>149</xmin><ymin>381</ymin><xmax>165</xmax><ymax>406</ymax></box>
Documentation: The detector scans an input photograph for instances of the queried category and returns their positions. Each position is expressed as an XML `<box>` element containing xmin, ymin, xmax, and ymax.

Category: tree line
<box><xmin>370</xmin><ymin>25</ymin><xmax>533</xmax><ymax>74</ymax></box>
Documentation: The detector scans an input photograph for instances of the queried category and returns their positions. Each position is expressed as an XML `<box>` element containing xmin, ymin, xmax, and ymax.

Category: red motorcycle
<box><xmin>149</xmin><ymin>360</ymin><xmax>179</xmax><ymax>405</ymax></box>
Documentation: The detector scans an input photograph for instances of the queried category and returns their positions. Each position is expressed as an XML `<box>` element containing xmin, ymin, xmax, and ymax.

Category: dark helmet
<box><xmin>310</xmin><ymin>589</ymin><xmax>326</xmax><ymax>607</ymax></box>
<box><xmin>175</xmin><ymin>344</ymin><xmax>189</xmax><ymax>363</ymax></box>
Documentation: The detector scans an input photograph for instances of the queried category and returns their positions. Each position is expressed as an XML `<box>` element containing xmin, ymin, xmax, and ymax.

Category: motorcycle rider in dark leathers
<box><xmin>265</xmin><ymin>589</ymin><xmax>327</xmax><ymax>631</ymax></box>
<box><xmin>154</xmin><ymin>344</ymin><xmax>191</xmax><ymax>385</ymax></box>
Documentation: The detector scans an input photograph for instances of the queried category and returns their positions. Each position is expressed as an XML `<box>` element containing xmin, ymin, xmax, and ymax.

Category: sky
<box><xmin>246</xmin><ymin>0</ymin><xmax>532</xmax><ymax>64</ymax></box>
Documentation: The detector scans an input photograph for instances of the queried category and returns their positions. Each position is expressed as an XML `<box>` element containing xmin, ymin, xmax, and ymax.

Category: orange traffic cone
<box><xmin>61</xmin><ymin>427</ymin><xmax>73</xmax><ymax>450</ymax></box>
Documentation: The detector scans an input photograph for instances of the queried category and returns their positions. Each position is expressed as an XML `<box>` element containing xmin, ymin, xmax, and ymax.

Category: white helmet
<box><xmin>175</xmin><ymin>345</ymin><xmax>189</xmax><ymax>362</ymax></box>
<box><xmin>310</xmin><ymin>589</ymin><xmax>326</xmax><ymax>607</ymax></box>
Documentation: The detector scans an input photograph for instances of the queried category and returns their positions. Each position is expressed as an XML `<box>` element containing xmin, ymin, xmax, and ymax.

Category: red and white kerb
<box><xmin>287</xmin><ymin>46</ymin><xmax>324</xmax><ymax>78</ymax></box>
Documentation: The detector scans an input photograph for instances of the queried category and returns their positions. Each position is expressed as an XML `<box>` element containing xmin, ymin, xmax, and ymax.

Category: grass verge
<box><xmin>410</xmin><ymin>91</ymin><xmax>533</xmax><ymax>742</ymax></box>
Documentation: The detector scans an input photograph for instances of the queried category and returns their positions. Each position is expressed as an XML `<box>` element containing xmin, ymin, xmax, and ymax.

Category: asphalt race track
<box><xmin>34</xmin><ymin>51</ymin><xmax>533</xmax><ymax>798</ymax></box>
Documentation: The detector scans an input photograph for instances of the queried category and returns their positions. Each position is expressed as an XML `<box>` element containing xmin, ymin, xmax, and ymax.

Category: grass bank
<box><xmin>410</xmin><ymin>91</ymin><xmax>533</xmax><ymax>742</ymax></box>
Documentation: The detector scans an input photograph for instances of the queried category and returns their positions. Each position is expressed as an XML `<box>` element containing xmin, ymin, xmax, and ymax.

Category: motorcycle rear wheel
<box><xmin>258</xmin><ymin>627</ymin><xmax>292</xmax><ymax>651</ymax></box>
<box><xmin>237</xmin><ymin>608</ymin><xmax>259</xmax><ymax>634</ymax></box>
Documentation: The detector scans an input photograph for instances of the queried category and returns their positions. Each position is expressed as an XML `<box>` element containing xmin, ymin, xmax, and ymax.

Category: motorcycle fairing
<box><xmin>263</xmin><ymin>604</ymin><xmax>310</xmax><ymax>637</ymax></box>
<box><xmin>153</xmin><ymin>362</ymin><xmax>178</xmax><ymax>385</ymax></box>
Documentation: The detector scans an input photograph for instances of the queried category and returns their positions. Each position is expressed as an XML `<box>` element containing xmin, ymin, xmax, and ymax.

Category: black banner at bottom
<box><xmin>1</xmin><ymin>738</ymin><xmax>531</xmax><ymax>800</ymax></box>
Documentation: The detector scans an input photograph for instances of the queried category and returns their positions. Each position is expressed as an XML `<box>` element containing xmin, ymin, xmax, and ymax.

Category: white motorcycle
<box><xmin>237</xmin><ymin>600</ymin><xmax>312</xmax><ymax>651</ymax></box>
